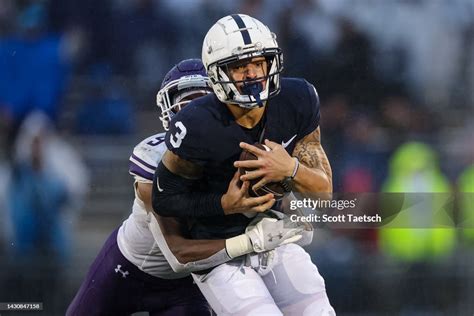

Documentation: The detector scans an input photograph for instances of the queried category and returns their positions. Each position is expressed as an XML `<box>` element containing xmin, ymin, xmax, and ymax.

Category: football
<box><xmin>238</xmin><ymin>143</ymin><xmax>287</xmax><ymax>201</ymax></box>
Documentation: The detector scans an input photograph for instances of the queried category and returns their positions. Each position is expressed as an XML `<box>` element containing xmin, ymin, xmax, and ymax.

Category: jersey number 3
<box><xmin>170</xmin><ymin>121</ymin><xmax>187</xmax><ymax>148</ymax></box>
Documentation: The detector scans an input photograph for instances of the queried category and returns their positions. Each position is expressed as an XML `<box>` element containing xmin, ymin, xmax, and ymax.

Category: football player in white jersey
<box><xmin>66</xmin><ymin>59</ymin><xmax>304</xmax><ymax>316</ymax></box>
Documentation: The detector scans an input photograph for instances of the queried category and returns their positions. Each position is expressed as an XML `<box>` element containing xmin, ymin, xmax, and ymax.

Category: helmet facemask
<box><xmin>156</xmin><ymin>75</ymin><xmax>211</xmax><ymax>130</ymax></box>
<box><xmin>208</xmin><ymin>48</ymin><xmax>283</xmax><ymax>109</ymax></box>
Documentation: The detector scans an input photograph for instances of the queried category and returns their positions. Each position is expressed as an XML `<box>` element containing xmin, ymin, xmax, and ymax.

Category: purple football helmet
<box><xmin>156</xmin><ymin>59</ymin><xmax>212</xmax><ymax>130</ymax></box>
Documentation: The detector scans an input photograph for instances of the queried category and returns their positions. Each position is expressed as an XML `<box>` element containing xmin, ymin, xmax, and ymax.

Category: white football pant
<box><xmin>192</xmin><ymin>244</ymin><xmax>335</xmax><ymax>316</ymax></box>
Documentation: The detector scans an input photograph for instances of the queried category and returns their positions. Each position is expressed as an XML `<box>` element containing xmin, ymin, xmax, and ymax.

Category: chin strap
<box><xmin>242</xmin><ymin>81</ymin><xmax>264</xmax><ymax>107</ymax></box>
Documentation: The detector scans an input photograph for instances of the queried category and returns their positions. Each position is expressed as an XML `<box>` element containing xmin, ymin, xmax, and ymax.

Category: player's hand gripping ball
<box><xmin>238</xmin><ymin>143</ymin><xmax>287</xmax><ymax>201</ymax></box>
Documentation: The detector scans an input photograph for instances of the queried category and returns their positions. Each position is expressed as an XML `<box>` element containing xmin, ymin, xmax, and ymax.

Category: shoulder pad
<box><xmin>129</xmin><ymin>133</ymin><xmax>166</xmax><ymax>180</ymax></box>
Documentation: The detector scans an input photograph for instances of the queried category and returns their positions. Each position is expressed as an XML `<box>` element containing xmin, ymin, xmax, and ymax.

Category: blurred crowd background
<box><xmin>0</xmin><ymin>0</ymin><xmax>473</xmax><ymax>315</ymax></box>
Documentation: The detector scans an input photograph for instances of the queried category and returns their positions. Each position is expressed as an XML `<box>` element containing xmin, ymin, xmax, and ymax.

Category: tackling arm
<box><xmin>138</xmin><ymin>181</ymin><xmax>225</xmax><ymax>264</ymax></box>
<box><xmin>150</xmin><ymin>213</ymin><xmax>303</xmax><ymax>273</ymax></box>
<box><xmin>155</xmin><ymin>215</ymin><xmax>225</xmax><ymax>263</ymax></box>
<box><xmin>139</xmin><ymin>181</ymin><xmax>302</xmax><ymax>273</ymax></box>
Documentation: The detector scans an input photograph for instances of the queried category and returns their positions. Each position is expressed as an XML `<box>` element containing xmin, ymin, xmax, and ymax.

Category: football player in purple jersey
<box><xmin>66</xmin><ymin>59</ymin><xmax>304</xmax><ymax>316</ymax></box>
<box><xmin>153</xmin><ymin>15</ymin><xmax>335</xmax><ymax>315</ymax></box>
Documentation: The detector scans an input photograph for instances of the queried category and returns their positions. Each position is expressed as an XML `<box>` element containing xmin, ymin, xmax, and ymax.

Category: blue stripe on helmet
<box><xmin>231</xmin><ymin>14</ymin><xmax>251</xmax><ymax>45</ymax></box>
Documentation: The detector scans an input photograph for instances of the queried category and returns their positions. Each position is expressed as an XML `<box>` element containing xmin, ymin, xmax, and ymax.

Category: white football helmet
<box><xmin>202</xmin><ymin>14</ymin><xmax>283</xmax><ymax>108</ymax></box>
<box><xmin>156</xmin><ymin>59</ymin><xmax>212</xmax><ymax>130</ymax></box>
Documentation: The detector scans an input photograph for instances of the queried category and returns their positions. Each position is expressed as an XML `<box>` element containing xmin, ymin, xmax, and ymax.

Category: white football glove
<box><xmin>225</xmin><ymin>217</ymin><xmax>304</xmax><ymax>258</ymax></box>
<box><xmin>246</xmin><ymin>217</ymin><xmax>304</xmax><ymax>252</ymax></box>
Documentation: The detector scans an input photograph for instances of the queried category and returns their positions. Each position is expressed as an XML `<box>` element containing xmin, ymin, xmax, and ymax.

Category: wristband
<box><xmin>281</xmin><ymin>158</ymin><xmax>299</xmax><ymax>192</ymax></box>
<box><xmin>291</xmin><ymin>157</ymin><xmax>300</xmax><ymax>179</ymax></box>
<box><xmin>225</xmin><ymin>234</ymin><xmax>253</xmax><ymax>258</ymax></box>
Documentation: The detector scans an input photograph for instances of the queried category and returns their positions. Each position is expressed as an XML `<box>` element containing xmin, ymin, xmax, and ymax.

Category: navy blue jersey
<box><xmin>165</xmin><ymin>78</ymin><xmax>320</xmax><ymax>239</ymax></box>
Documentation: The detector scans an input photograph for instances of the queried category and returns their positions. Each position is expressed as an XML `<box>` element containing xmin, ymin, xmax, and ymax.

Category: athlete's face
<box><xmin>227</xmin><ymin>57</ymin><xmax>267</xmax><ymax>93</ymax></box>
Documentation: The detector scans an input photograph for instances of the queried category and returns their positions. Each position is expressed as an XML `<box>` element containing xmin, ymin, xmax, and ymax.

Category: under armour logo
<box><xmin>267</xmin><ymin>232</ymin><xmax>283</xmax><ymax>242</ymax></box>
<box><xmin>115</xmin><ymin>264</ymin><xmax>129</xmax><ymax>278</ymax></box>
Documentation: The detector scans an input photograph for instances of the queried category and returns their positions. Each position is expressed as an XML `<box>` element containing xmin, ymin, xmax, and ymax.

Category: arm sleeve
<box><xmin>148</xmin><ymin>215</ymin><xmax>233</xmax><ymax>273</ymax></box>
<box><xmin>152</xmin><ymin>162</ymin><xmax>224</xmax><ymax>218</ymax></box>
